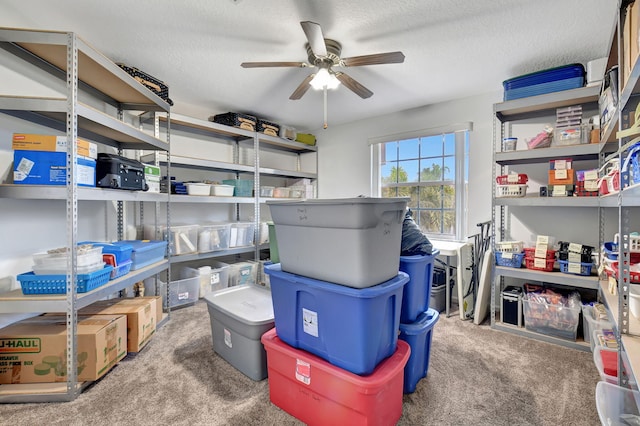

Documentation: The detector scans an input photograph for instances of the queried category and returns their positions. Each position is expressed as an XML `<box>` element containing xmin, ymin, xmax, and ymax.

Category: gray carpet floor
<box><xmin>0</xmin><ymin>300</ymin><xmax>601</xmax><ymax>425</ymax></box>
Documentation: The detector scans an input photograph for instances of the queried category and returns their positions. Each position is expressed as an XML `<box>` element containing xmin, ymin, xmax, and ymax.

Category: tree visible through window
<box><xmin>379</xmin><ymin>131</ymin><xmax>468</xmax><ymax>239</ymax></box>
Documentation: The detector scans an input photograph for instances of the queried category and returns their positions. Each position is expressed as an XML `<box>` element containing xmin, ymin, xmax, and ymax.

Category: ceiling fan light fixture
<box><xmin>310</xmin><ymin>68</ymin><xmax>341</xmax><ymax>90</ymax></box>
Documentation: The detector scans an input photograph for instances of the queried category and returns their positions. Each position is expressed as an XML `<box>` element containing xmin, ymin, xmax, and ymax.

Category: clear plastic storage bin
<box><xmin>165</xmin><ymin>224</ymin><xmax>199</xmax><ymax>256</ymax></box>
<box><xmin>229</xmin><ymin>222</ymin><xmax>255</xmax><ymax>248</ymax></box>
<box><xmin>228</xmin><ymin>261</ymin><xmax>258</xmax><ymax>287</ymax></box>
<box><xmin>197</xmin><ymin>223</ymin><xmax>231</xmax><ymax>253</ymax></box>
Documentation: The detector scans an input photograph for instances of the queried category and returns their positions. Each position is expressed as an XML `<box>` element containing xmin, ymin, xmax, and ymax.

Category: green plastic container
<box><xmin>268</xmin><ymin>222</ymin><xmax>279</xmax><ymax>263</ymax></box>
<box><xmin>222</xmin><ymin>179</ymin><xmax>254</xmax><ymax>197</ymax></box>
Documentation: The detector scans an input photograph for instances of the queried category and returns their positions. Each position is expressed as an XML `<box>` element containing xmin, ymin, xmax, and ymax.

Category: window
<box><xmin>371</xmin><ymin>124</ymin><xmax>470</xmax><ymax>241</ymax></box>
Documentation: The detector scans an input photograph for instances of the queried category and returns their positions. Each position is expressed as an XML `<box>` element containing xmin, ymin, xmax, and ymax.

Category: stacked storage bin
<box><xmin>263</xmin><ymin>198</ymin><xmax>411</xmax><ymax>425</ymax></box>
<box><xmin>398</xmin><ymin>251</ymin><xmax>441</xmax><ymax>393</ymax></box>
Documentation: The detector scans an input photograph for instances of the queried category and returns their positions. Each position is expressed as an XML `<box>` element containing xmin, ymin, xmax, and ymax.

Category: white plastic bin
<box><xmin>267</xmin><ymin>197</ymin><xmax>408</xmax><ymax>288</ymax></box>
<box><xmin>582</xmin><ymin>304</ymin><xmax>613</xmax><ymax>345</ymax></box>
<box><xmin>595</xmin><ymin>382</ymin><xmax>640</xmax><ymax>426</ymax></box>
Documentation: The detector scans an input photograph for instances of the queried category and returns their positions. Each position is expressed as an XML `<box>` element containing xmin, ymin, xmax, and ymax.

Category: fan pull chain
<box><xmin>323</xmin><ymin>86</ymin><xmax>328</xmax><ymax>129</ymax></box>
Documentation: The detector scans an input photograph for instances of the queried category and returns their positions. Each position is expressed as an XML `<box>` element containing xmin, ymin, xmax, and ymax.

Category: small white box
<box><xmin>587</xmin><ymin>57</ymin><xmax>607</xmax><ymax>85</ymax></box>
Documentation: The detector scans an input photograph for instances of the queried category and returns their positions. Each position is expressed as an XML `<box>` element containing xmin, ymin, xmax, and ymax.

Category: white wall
<box><xmin>314</xmin><ymin>91</ymin><xmax>501</xmax><ymax>239</ymax></box>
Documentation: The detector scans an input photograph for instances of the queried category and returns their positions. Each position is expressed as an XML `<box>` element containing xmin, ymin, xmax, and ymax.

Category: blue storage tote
<box><xmin>502</xmin><ymin>64</ymin><xmax>585</xmax><ymax>101</ymax></box>
<box><xmin>399</xmin><ymin>308</ymin><xmax>440</xmax><ymax>393</ymax></box>
<box><xmin>116</xmin><ymin>240</ymin><xmax>167</xmax><ymax>270</ymax></box>
<box><xmin>80</xmin><ymin>241</ymin><xmax>133</xmax><ymax>265</ymax></box>
<box><xmin>264</xmin><ymin>263</ymin><xmax>408</xmax><ymax>376</ymax></box>
<box><xmin>399</xmin><ymin>251</ymin><xmax>439</xmax><ymax>323</ymax></box>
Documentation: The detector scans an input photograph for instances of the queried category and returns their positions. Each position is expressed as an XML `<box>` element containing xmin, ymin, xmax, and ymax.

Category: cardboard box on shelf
<box><xmin>0</xmin><ymin>314</ymin><xmax>126</xmax><ymax>384</ymax></box>
<box><xmin>13</xmin><ymin>150</ymin><xmax>96</xmax><ymax>187</ymax></box>
<box><xmin>79</xmin><ymin>297</ymin><xmax>158</xmax><ymax>352</ymax></box>
<box><xmin>143</xmin><ymin>164</ymin><xmax>161</xmax><ymax>193</ymax></box>
<box><xmin>139</xmin><ymin>295</ymin><xmax>163</xmax><ymax>324</ymax></box>
<box><xmin>12</xmin><ymin>133</ymin><xmax>98</xmax><ymax>159</ymax></box>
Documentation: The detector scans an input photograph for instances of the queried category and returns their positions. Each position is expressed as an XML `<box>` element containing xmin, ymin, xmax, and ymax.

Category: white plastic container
<box><xmin>273</xmin><ymin>187</ymin><xmax>290</xmax><ymax>198</ymax></box>
<box><xmin>211</xmin><ymin>184</ymin><xmax>234</xmax><ymax>196</ymax></box>
<box><xmin>502</xmin><ymin>137</ymin><xmax>517</xmax><ymax>152</ymax></box>
<box><xmin>631</xmin><ymin>284</ymin><xmax>640</xmax><ymax>320</ymax></box>
<box><xmin>267</xmin><ymin>197</ymin><xmax>408</xmax><ymax>288</ymax></box>
<box><xmin>204</xmin><ymin>285</ymin><xmax>275</xmax><ymax>380</ymax></box>
<box><xmin>582</xmin><ymin>304</ymin><xmax>614</xmax><ymax>344</ymax></box>
<box><xmin>260</xmin><ymin>186</ymin><xmax>274</xmax><ymax>197</ymax></box>
<box><xmin>185</xmin><ymin>182</ymin><xmax>211</xmax><ymax>196</ymax></box>
<box><xmin>32</xmin><ymin>246</ymin><xmax>103</xmax><ymax>270</ymax></box>
<box><xmin>595</xmin><ymin>382</ymin><xmax>640</xmax><ymax>426</ymax></box>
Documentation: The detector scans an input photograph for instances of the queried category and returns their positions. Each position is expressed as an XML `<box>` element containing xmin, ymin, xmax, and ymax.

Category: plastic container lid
<box><xmin>204</xmin><ymin>285</ymin><xmax>273</xmax><ymax>325</ymax></box>
<box><xmin>398</xmin><ymin>309</ymin><xmax>439</xmax><ymax>335</ymax></box>
<box><xmin>118</xmin><ymin>240</ymin><xmax>167</xmax><ymax>253</ymax></box>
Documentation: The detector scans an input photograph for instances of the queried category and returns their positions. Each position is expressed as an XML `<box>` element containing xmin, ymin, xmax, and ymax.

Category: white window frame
<box><xmin>370</xmin><ymin>122</ymin><xmax>471</xmax><ymax>241</ymax></box>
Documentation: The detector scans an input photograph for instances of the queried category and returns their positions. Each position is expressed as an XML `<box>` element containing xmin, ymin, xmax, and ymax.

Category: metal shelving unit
<box><xmin>143</xmin><ymin>112</ymin><xmax>317</xmax><ymax>266</ymax></box>
<box><xmin>490</xmin><ymin>86</ymin><xmax>613</xmax><ymax>352</ymax></box>
<box><xmin>593</xmin><ymin>1</ymin><xmax>640</xmax><ymax>389</ymax></box>
<box><xmin>0</xmin><ymin>27</ymin><xmax>170</xmax><ymax>402</ymax></box>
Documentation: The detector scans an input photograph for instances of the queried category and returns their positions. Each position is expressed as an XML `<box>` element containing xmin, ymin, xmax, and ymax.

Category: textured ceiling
<box><xmin>0</xmin><ymin>0</ymin><xmax>619</xmax><ymax>132</ymax></box>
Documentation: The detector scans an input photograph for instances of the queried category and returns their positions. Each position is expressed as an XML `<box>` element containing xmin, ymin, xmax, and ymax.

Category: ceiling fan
<box><xmin>241</xmin><ymin>21</ymin><xmax>405</xmax><ymax>102</ymax></box>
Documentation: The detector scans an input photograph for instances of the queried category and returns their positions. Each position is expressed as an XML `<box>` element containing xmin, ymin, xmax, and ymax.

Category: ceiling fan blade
<box><xmin>341</xmin><ymin>51</ymin><xmax>405</xmax><ymax>67</ymax></box>
<box><xmin>241</xmin><ymin>61</ymin><xmax>308</xmax><ymax>68</ymax></box>
<box><xmin>335</xmin><ymin>72</ymin><xmax>373</xmax><ymax>99</ymax></box>
<box><xmin>300</xmin><ymin>21</ymin><xmax>327</xmax><ymax>57</ymax></box>
<box><xmin>289</xmin><ymin>74</ymin><xmax>315</xmax><ymax>100</ymax></box>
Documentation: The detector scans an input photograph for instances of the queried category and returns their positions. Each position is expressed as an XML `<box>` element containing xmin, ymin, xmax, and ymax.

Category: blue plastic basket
<box><xmin>558</xmin><ymin>260</ymin><xmax>593</xmax><ymax>276</ymax></box>
<box><xmin>109</xmin><ymin>260</ymin><xmax>132</xmax><ymax>280</ymax></box>
<box><xmin>495</xmin><ymin>251</ymin><xmax>525</xmax><ymax>268</ymax></box>
<box><xmin>17</xmin><ymin>265</ymin><xmax>114</xmax><ymax>294</ymax></box>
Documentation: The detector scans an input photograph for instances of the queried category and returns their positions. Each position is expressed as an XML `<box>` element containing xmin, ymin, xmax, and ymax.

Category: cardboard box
<box><xmin>0</xmin><ymin>314</ymin><xmax>126</xmax><ymax>384</ymax></box>
<box><xmin>139</xmin><ymin>295</ymin><xmax>163</xmax><ymax>324</ymax></box>
<box><xmin>143</xmin><ymin>164</ymin><xmax>161</xmax><ymax>193</ymax></box>
<box><xmin>12</xmin><ymin>133</ymin><xmax>98</xmax><ymax>159</ymax></box>
<box><xmin>13</xmin><ymin>150</ymin><xmax>96</xmax><ymax>187</ymax></box>
<box><xmin>80</xmin><ymin>297</ymin><xmax>158</xmax><ymax>352</ymax></box>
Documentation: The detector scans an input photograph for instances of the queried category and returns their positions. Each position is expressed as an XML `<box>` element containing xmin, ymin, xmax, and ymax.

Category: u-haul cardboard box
<box><xmin>0</xmin><ymin>314</ymin><xmax>127</xmax><ymax>384</ymax></box>
<box><xmin>80</xmin><ymin>297</ymin><xmax>158</xmax><ymax>353</ymax></box>
<box><xmin>12</xmin><ymin>133</ymin><xmax>98</xmax><ymax>159</ymax></box>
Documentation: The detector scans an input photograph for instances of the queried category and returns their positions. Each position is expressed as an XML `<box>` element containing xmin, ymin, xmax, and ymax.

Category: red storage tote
<box><xmin>261</xmin><ymin>328</ymin><xmax>410</xmax><ymax>426</ymax></box>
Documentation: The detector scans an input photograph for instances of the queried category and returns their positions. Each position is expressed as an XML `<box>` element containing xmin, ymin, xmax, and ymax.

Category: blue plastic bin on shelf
<box><xmin>17</xmin><ymin>265</ymin><xmax>114</xmax><ymax>294</ymax></box>
<box><xmin>399</xmin><ymin>250</ymin><xmax>439</xmax><ymax>323</ymax></box>
<box><xmin>264</xmin><ymin>263</ymin><xmax>408</xmax><ymax>376</ymax></box>
<box><xmin>80</xmin><ymin>241</ymin><xmax>133</xmax><ymax>265</ymax></box>
<box><xmin>399</xmin><ymin>308</ymin><xmax>440</xmax><ymax>393</ymax></box>
<box><xmin>116</xmin><ymin>240</ymin><xmax>167</xmax><ymax>270</ymax></box>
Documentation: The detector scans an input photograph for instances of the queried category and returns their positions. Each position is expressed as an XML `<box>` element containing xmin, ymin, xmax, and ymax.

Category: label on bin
<box><xmin>178</xmin><ymin>291</ymin><xmax>189</xmax><ymax>300</ymax></box>
<box><xmin>302</xmin><ymin>308</ymin><xmax>318</xmax><ymax>337</ymax></box>
<box><xmin>568</xmin><ymin>252</ymin><xmax>581</xmax><ymax>263</ymax></box>
<box><xmin>568</xmin><ymin>243</ymin><xmax>583</xmax><ymax>253</ymax></box>
<box><xmin>507</xmin><ymin>174</ymin><xmax>518</xmax><ymax>183</ymax></box>
<box><xmin>211</xmin><ymin>272</ymin><xmax>220</xmax><ymax>285</ymax></box>
<box><xmin>568</xmin><ymin>262</ymin><xmax>582</xmax><ymax>274</ymax></box>
<box><xmin>584</xmin><ymin>180</ymin><xmax>599</xmax><ymax>191</ymax></box>
<box><xmin>534</xmin><ymin>247</ymin><xmax>547</xmax><ymax>258</ymax></box>
<box><xmin>295</xmin><ymin>359</ymin><xmax>311</xmax><ymax>385</ymax></box>
<box><xmin>554</xmin><ymin>169</ymin><xmax>567</xmax><ymax>179</ymax></box>
<box><xmin>534</xmin><ymin>258</ymin><xmax>546</xmax><ymax>269</ymax></box>
<box><xmin>224</xmin><ymin>328</ymin><xmax>232</xmax><ymax>348</ymax></box>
